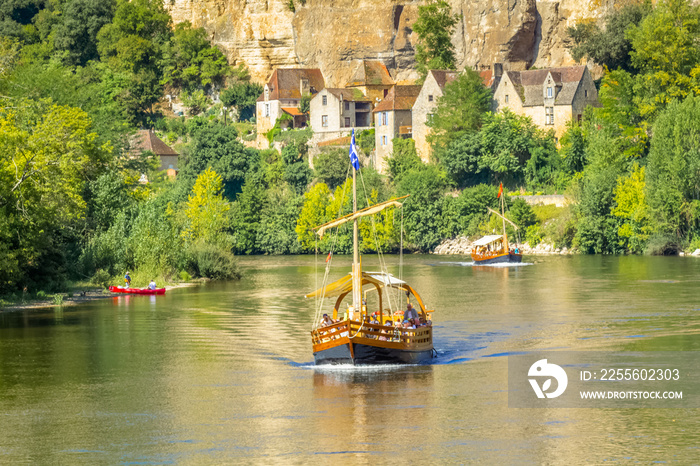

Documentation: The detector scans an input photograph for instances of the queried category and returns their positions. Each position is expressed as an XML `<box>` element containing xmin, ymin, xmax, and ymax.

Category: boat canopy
<box><xmin>306</xmin><ymin>272</ymin><xmax>408</xmax><ymax>299</ymax></box>
<box><xmin>472</xmin><ymin>235</ymin><xmax>503</xmax><ymax>246</ymax></box>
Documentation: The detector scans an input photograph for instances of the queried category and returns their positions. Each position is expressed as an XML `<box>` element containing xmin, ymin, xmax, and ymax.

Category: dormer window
<box><xmin>547</xmin><ymin>87</ymin><xmax>553</xmax><ymax>98</ymax></box>
<box><xmin>505</xmin><ymin>95</ymin><xmax>509</xmax><ymax>103</ymax></box>
<box><xmin>585</xmin><ymin>90</ymin><xmax>588</xmax><ymax>98</ymax></box>
<box><xmin>428</xmin><ymin>95</ymin><xmax>433</xmax><ymax>102</ymax></box>
<box><xmin>322</xmin><ymin>95</ymin><xmax>327</xmax><ymax>106</ymax></box>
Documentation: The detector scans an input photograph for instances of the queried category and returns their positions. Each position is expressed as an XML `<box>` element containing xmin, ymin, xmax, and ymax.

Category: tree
<box><xmin>567</xmin><ymin>2</ymin><xmax>651</xmax><ymax>72</ymax></box>
<box><xmin>386</xmin><ymin>138</ymin><xmax>422</xmax><ymax>183</ymax></box>
<box><xmin>54</xmin><ymin>0</ymin><xmax>116</xmax><ymax>66</ymax></box>
<box><xmin>160</xmin><ymin>21</ymin><xmax>230</xmax><ymax>92</ymax></box>
<box><xmin>646</xmin><ymin>95</ymin><xmax>700</xmax><ymax>242</ymax></box>
<box><xmin>220</xmin><ymin>81</ymin><xmax>264</xmax><ymax>121</ymax></box>
<box><xmin>231</xmin><ymin>172</ymin><xmax>267</xmax><ymax>254</ymax></box>
<box><xmin>182</xmin><ymin>168</ymin><xmax>230</xmax><ymax>244</ymax></box>
<box><xmin>282</xmin><ymin>142</ymin><xmax>312</xmax><ymax>194</ymax></box>
<box><xmin>627</xmin><ymin>0</ymin><xmax>700</xmax><ymax>118</ymax></box>
<box><xmin>612</xmin><ymin>164</ymin><xmax>651</xmax><ymax>253</ymax></box>
<box><xmin>427</xmin><ymin>68</ymin><xmax>492</xmax><ymax>161</ymax></box>
<box><xmin>413</xmin><ymin>0</ymin><xmax>459</xmax><ymax>82</ymax></box>
<box><xmin>314</xmin><ymin>148</ymin><xmax>350</xmax><ymax>189</ymax></box>
<box><xmin>179</xmin><ymin>122</ymin><xmax>258</xmax><ymax>200</ymax></box>
<box><xmin>296</xmin><ymin>182</ymin><xmax>332</xmax><ymax>251</ymax></box>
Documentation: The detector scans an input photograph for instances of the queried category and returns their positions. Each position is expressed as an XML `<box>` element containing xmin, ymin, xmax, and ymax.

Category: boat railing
<box><xmin>311</xmin><ymin>320</ymin><xmax>432</xmax><ymax>346</ymax></box>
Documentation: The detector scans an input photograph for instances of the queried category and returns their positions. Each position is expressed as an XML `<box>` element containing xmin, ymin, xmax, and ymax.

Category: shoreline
<box><xmin>0</xmin><ymin>282</ymin><xmax>201</xmax><ymax>313</ymax></box>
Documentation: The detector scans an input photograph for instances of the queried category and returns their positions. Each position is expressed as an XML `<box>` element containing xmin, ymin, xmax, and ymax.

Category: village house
<box><xmin>255</xmin><ymin>68</ymin><xmax>325</xmax><ymax>136</ymax></box>
<box><xmin>309</xmin><ymin>88</ymin><xmax>373</xmax><ymax>142</ymax></box>
<box><xmin>345</xmin><ymin>60</ymin><xmax>395</xmax><ymax>113</ymax></box>
<box><xmin>412</xmin><ymin>65</ymin><xmax>503</xmax><ymax>163</ymax></box>
<box><xmin>492</xmin><ymin>65</ymin><xmax>599</xmax><ymax>139</ymax></box>
<box><xmin>372</xmin><ymin>85</ymin><xmax>422</xmax><ymax>173</ymax></box>
<box><xmin>131</xmin><ymin>129</ymin><xmax>179</xmax><ymax>178</ymax></box>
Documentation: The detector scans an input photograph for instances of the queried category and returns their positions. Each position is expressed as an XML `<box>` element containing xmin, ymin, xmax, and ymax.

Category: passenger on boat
<box><xmin>148</xmin><ymin>280</ymin><xmax>156</xmax><ymax>290</ymax></box>
<box><xmin>321</xmin><ymin>314</ymin><xmax>334</xmax><ymax>327</ymax></box>
<box><xmin>405</xmin><ymin>303</ymin><xmax>419</xmax><ymax>321</ymax></box>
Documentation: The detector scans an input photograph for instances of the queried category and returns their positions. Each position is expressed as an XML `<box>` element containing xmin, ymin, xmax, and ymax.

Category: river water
<box><xmin>0</xmin><ymin>255</ymin><xmax>698</xmax><ymax>464</ymax></box>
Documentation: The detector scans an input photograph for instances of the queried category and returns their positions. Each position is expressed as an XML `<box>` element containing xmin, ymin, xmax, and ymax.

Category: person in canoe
<box><xmin>124</xmin><ymin>272</ymin><xmax>131</xmax><ymax>288</ymax></box>
<box><xmin>148</xmin><ymin>280</ymin><xmax>157</xmax><ymax>291</ymax></box>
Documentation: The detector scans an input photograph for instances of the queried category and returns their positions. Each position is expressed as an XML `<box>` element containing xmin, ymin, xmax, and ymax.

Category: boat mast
<box><xmin>501</xmin><ymin>186</ymin><xmax>508</xmax><ymax>249</ymax></box>
<box><xmin>352</xmin><ymin>164</ymin><xmax>361</xmax><ymax>314</ymax></box>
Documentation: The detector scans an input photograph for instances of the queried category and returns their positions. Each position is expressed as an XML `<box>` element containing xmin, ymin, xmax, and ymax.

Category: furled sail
<box><xmin>314</xmin><ymin>195</ymin><xmax>408</xmax><ymax>238</ymax></box>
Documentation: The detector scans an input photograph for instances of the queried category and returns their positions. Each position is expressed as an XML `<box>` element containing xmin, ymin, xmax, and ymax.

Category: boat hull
<box><xmin>108</xmin><ymin>286</ymin><xmax>166</xmax><ymax>295</ymax></box>
<box><xmin>471</xmin><ymin>252</ymin><xmax>522</xmax><ymax>265</ymax></box>
<box><xmin>314</xmin><ymin>342</ymin><xmax>434</xmax><ymax>365</ymax></box>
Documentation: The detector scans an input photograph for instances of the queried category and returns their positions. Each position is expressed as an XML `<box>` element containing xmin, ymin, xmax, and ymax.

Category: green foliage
<box><xmin>180</xmin><ymin>89</ymin><xmax>210</xmax><ymax>115</ymax></box>
<box><xmin>161</xmin><ymin>21</ymin><xmax>230</xmax><ymax>92</ymax></box>
<box><xmin>509</xmin><ymin>199</ymin><xmax>537</xmax><ymax>230</ymax></box>
<box><xmin>567</xmin><ymin>2</ymin><xmax>651</xmax><ymax>71</ymax></box>
<box><xmin>525</xmin><ymin>224</ymin><xmax>543</xmax><ymax>246</ymax></box>
<box><xmin>314</xmin><ymin>148</ymin><xmax>350</xmax><ymax>189</ymax></box>
<box><xmin>182</xmin><ymin>168</ymin><xmax>231</xmax><ymax>245</ymax></box>
<box><xmin>299</xmin><ymin>93</ymin><xmax>312</xmax><ymax>116</ymax></box>
<box><xmin>646</xmin><ymin>95</ymin><xmax>700</xmax><ymax>243</ymax></box>
<box><xmin>612</xmin><ymin>164</ymin><xmax>651</xmax><ymax>253</ymax></box>
<box><xmin>91</xmin><ymin>269</ymin><xmax>111</xmax><ymax>289</ymax></box>
<box><xmin>440</xmin><ymin>184</ymin><xmax>498</xmax><ymax>238</ymax></box>
<box><xmin>282</xmin><ymin>142</ymin><xmax>312</xmax><ymax>194</ymax></box>
<box><xmin>356</xmin><ymin>128</ymin><xmax>375</xmax><ymax>155</ymax></box>
<box><xmin>179</xmin><ymin>121</ymin><xmax>257</xmax><ymax>200</ymax></box>
<box><xmin>427</xmin><ymin>69</ymin><xmax>493</xmax><ymax>161</ymax></box>
<box><xmin>185</xmin><ymin>241</ymin><xmax>239</xmax><ymax>280</ymax></box>
<box><xmin>413</xmin><ymin>0</ymin><xmax>459</xmax><ymax>82</ymax></box>
<box><xmin>231</xmin><ymin>172</ymin><xmax>267</xmax><ymax>254</ymax></box>
<box><xmin>559</xmin><ymin>120</ymin><xmax>587</xmax><ymax>173</ymax></box>
<box><xmin>54</xmin><ymin>0</ymin><xmax>116</xmax><ymax>66</ymax></box>
<box><xmin>386</xmin><ymin>138</ymin><xmax>422</xmax><ymax>184</ymax></box>
<box><xmin>256</xmin><ymin>186</ymin><xmax>303</xmax><ymax>254</ymax></box>
<box><xmin>396</xmin><ymin>164</ymin><xmax>451</xmax><ymax>250</ymax></box>
<box><xmin>220</xmin><ymin>81</ymin><xmax>263</xmax><ymax>121</ymax></box>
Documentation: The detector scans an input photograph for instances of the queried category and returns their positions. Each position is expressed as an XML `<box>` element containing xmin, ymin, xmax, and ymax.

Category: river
<box><xmin>0</xmin><ymin>255</ymin><xmax>698</xmax><ymax>463</ymax></box>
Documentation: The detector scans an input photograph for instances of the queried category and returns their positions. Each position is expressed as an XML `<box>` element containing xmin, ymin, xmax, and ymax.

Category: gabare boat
<box><xmin>471</xmin><ymin>183</ymin><xmax>523</xmax><ymax>265</ymax></box>
<box><xmin>306</xmin><ymin>131</ymin><xmax>435</xmax><ymax>365</ymax></box>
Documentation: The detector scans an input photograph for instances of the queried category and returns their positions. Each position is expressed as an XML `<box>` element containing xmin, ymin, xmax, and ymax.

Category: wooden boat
<box><xmin>471</xmin><ymin>185</ymin><xmax>523</xmax><ymax>265</ymax></box>
<box><xmin>307</xmin><ymin>132</ymin><xmax>435</xmax><ymax>365</ymax></box>
<box><xmin>108</xmin><ymin>286</ymin><xmax>166</xmax><ymax>295</ymax></box>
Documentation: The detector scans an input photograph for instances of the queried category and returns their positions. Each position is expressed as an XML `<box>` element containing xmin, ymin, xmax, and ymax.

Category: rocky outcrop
<box><xmin>432</xmin><ymin>235</ymin><xmax>573</xmax><ymax>255</ymax></box>
<box><xmin>165</xmin><ymin>0</ymin><xmax>610</xmax><ymax>85</ymax></box>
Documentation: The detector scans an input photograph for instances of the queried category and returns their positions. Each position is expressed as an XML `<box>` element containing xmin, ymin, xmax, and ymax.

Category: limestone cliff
<box><xmin>165</xmin><ymin>0</ymin><xmax>611</xmax><ymax>86</ymax></box>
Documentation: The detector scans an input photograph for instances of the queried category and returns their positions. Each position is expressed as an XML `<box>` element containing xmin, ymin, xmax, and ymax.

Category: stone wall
<box><xmin>165</xmin><ymin>0</ymin><xmax>611</xmax><ymax>86</ymax></box>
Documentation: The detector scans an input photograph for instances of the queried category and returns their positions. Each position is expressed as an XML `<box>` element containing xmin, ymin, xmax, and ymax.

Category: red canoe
<box><xmin>109</xmin><ymin>286</ymin><xmax>166</xmax><ymax>295</ymax></box>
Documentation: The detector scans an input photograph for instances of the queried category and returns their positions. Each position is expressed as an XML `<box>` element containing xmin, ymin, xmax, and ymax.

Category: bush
<box><xmin>91</xmin><ymin>269</ymin><xmax>111</xmax><ymax>289</ymax></box>
<box><xmin>525</xmin><ymin>225</ymin><xmax>543</xmax><ymax>246</ymax></box>
<box><xmin>179</xmin><ymin>270</ymin><xmax>191</xmax><ymax>282</ymax></box>
<box><xmin>186</xmin><ymin>242</ymin><xmax>240</xmax><ymax>280</ymax></box>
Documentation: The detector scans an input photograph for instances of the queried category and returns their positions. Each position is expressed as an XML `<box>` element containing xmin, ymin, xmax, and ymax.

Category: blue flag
<box><xmin>349</xmin><ymin>129</ymin><xmax>360</xmax><ymax>171</ymax></box>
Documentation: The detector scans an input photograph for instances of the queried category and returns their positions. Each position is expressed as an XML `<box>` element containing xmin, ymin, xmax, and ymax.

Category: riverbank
<box><xmin>432</xmin><ymin>236</ymin><xmax>574</xmax><ymax>255</ymax></box>
<box><xmin>0</xmin><ymin>282</ymin><xmax>201</xmax><ymax>313</ymax></box>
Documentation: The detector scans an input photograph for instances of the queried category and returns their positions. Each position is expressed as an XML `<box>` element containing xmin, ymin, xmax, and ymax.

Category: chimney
<box><xmin>493</xmin><ymin>63</ymin><xmax>503</xmax><ymax>78</ymax></box>
<box><xmin>300</xmin><ymin>78</ymin><xmax>310</xmax><ymax>96</ymax></box>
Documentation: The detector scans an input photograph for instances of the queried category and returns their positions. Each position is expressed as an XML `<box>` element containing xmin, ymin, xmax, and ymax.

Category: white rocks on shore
<box><xmin>431</xmin><ymin>236</ymin><xmax>574</xmax><ymax>256</ymax></box>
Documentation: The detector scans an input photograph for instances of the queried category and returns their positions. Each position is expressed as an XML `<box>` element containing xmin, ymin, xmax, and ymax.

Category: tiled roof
<box><xmin>326</xmin><ymin>88</ymin><xmax>371</xmax><ymax>102</ymax></box>
<box><xmin>372</xmin><ymin>85</ymin><xmax>422</xmax><ymax>113</ymax></box>
<box><xmin>281</xmin><ymin>107</ymin><xmax>304</xmax><ymax>116</ymax></box>
<box><xmin>132</xmin><ymin>130</ymin><xmax>178</xmax><ymax>156</ymax></box>
<box><xmin>429</xmin><ymin>70</ymin><xmax>458</xmax><ymax>90</ymax></box>
<box><xmin>506</xmin><ymin>66</ymin><xmax>587</xmax><ymax>107</ymax></box>
<box><xmin>346</xmin><ymin>60</ymin><xmax>394</xmax><ymax>87</ymax></box>
<box><xmin>257</xmin><ymin>68</ymin><xmax>325</xmax><ymax>102</ymax></box>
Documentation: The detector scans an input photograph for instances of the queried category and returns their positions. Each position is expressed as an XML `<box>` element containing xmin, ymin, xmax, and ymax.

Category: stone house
<box><xmin>492</xmin><ymin>65</ymin><xmax>599</xmax><ymax>139</ymax></box>
<box><xmin>372</xmin><ymin>85</ymin><xmax>422</xmax><ymax>173</ymax></box>
<box><xmin>309</xmin><ymin>88</ymin><xmax>373</xmax><ymax>141</ymax></box>
<box><xmin>132</xmin><ymin>129</ymin><xmax>179</xmax><ymax>178</ymax></box>
<box><xmin>412</xmin><ymin>65</ymin><xmax>503</xmax><ymax>163</ymax></box>
<box><xmin>345</xmin><ymin>60</ymin><xmax>395</xmax><ymax>111</ymax></box>
<box><xmin>255</xmin><ymin>68</ymin><xmax>325</xmax><ymax>135</ymax></box>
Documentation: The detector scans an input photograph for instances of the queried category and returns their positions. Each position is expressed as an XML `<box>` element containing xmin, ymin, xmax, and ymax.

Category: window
<box><xmin>345</xmin><ymin>117</ymin><xmax>351</xmax><ymax>127</ymax></box>
<box><xmin>382</xmin><ymin>135</ymin><xmax>387</xmax><ymax>146</ymax></box>
<box><xmin>585</xmin><ymin>90</ymin><xmax>588</xmax><ymax>98</ymax></box>
<box><xmin>545</xmin><ymin>107</ymin><xmax>554</xmax><ymax>125</ymax></box>
<box><xmin>344</xmin><ymin>101</ymin><xmax>350</xmax><ymax>111</ymax></box>
<box><xmin>547</xmin><ymin>87</ymin><xmax>553</xmax><ymax>98</ymax></box>
<box><xmin>322</xmin><ymin>115</ymin><xmax>328</xmax><ymax>127</ymax></box>
<box><xmin>264</xmin><ymin>104</ymin><xmax>270</xmax><ymax>117</ymax></box>
<box><xmin>505</xmin><ymin>94</ymin><xmax>509</xmax><ymax>103</ymax></box>
<box><xmin>428</xmin><ymin>95</ymin><xmax>433</xmax><ymax>102</ymax></box>
<box><xmin>322</xmin><ymin>95</ymin><xmax>327</xmax><ymax>106</ymax></box>
<box><xmin>577</xmin><ymin>114</ymin><xmax>582</xmax><ymax>123</ymax></box>
<box><xmin>383</xmin><ymin>112</ymin><xmax>388</xmax><ymax>125</ymax></box>
<box><xmin>427</xmin><ymin>113</ymin><xmax>434</xmax><ymax>124</ymax></box>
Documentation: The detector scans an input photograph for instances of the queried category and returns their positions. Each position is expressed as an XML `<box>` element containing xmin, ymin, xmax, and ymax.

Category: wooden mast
<box><xmin>500</xmin><ymin>185</ymin><xmax>508</xmax><ymax>251</ymax></box>
<box><xmin>352</xmin><ymin>163</ymin><xmax>361</xmax><ymax>317</ymax></box>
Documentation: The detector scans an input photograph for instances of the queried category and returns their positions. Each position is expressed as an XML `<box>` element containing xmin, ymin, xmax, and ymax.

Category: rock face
<box><xmin>165</xmin><ymin>0</ymin><xmax>610</xmax><ymax>85</ymax></box>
